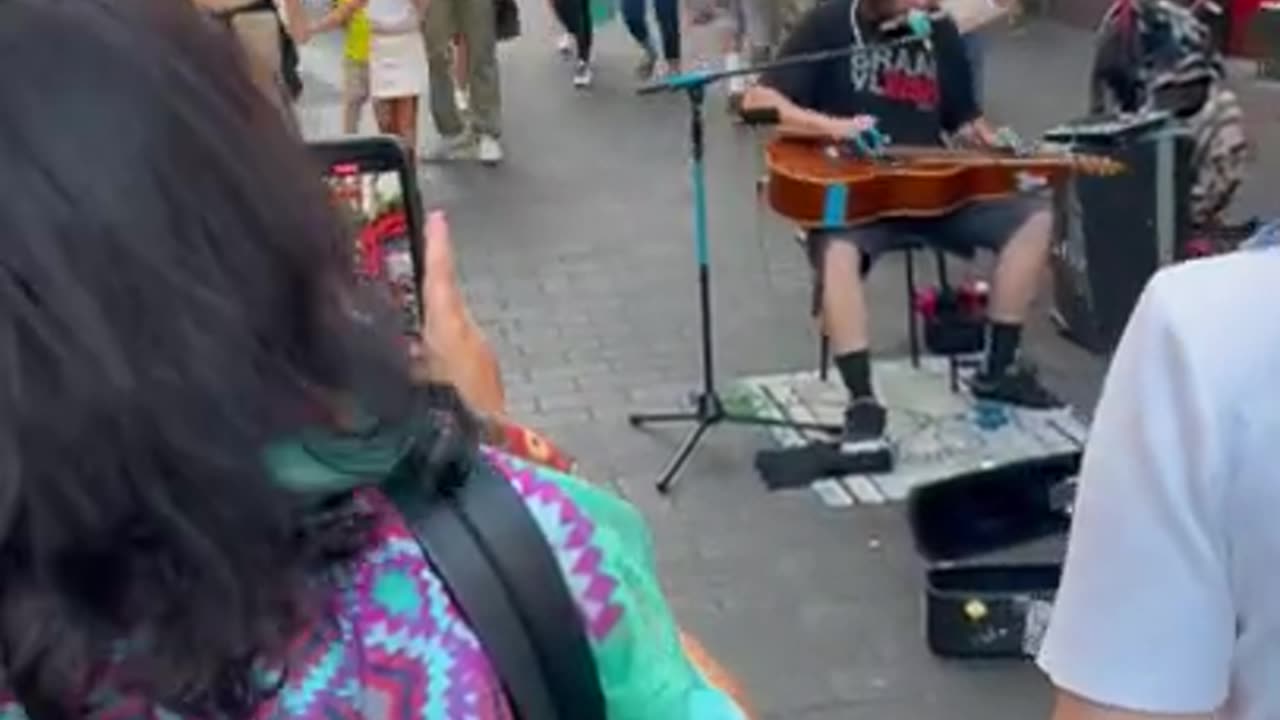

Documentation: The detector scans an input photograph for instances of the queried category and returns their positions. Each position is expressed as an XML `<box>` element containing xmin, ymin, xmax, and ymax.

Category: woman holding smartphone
<box><xmin>0</xmin><ymin>1</ymin><xmax>754</xmax><ymax>718</ymax></box>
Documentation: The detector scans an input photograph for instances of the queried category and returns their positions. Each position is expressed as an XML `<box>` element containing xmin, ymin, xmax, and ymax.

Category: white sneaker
<box><xmin>422</xmin><ymin>133</ymin><xmax>475</xmax><ymax>163</ymax></box>
<box><xmin>476</xmin><ymin>134</ymin><xmax>504</xmax><ymax>165</ymax></box>
<box><xmin>454</xmin><ymin>88</ymin><xmax>470</xmax><ymax>112</ymax></box>
<box><xmin>572</xmin><ymin>61</ymin><xmax>593</xmax><ymax>89</ymax></box>
<box><xmin>556</xmin><ymin>33</ymin><xmax>574</xmax><ymax>58</ymax></box>
<box><xmin>635</xmin><ymin>47</ymin><xmax>657</xmax><ymax>80</ymax></box>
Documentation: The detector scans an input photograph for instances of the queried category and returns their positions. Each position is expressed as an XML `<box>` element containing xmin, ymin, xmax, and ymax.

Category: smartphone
<box><xmin>309</xmin><ymin>136</ymin><xmax>425</xmax><ymax>338</ymax></box>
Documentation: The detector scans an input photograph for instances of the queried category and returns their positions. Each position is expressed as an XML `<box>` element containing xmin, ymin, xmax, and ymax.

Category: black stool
<box><xmin>795</xmin><ymin>231</ymin><xmax>968</xmax><ymax>388</ymax></box>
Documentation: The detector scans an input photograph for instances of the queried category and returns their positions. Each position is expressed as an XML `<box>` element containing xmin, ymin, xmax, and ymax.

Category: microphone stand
<box><xmin>627</xmin><ymin>39</ymin><xmax>925</xmax><ymax>494</ymax></box>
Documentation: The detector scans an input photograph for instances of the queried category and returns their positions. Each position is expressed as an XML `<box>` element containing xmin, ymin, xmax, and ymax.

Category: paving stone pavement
<box><xmin>296</xmin><ymin>15</ymin><xmax>1280</xmax><ymax>719</ymax></box>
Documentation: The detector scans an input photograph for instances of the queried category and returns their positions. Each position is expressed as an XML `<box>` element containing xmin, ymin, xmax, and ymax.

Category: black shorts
<box><xmin>808</xmin><ymin>195</ymin><xmax>1048</xmax><ymax>274</ymax></box>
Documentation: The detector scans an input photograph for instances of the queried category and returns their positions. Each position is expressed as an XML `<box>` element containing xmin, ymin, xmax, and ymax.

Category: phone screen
<box><xmin>322</xmin><ymin>153</ymin><xmax>422</xmax><ymax>338</ymax></box>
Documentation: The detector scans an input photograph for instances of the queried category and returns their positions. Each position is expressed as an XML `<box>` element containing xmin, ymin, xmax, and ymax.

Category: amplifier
<box><xmin>1044</xmin><ymin>112</ymin><xmax>1194</xmax><ymax>354</ymax></box>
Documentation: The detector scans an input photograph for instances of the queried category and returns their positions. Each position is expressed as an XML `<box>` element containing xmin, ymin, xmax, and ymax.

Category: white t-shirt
<box><xmin>1038</xmin><ymin>247</ymin><xmax>1280</xmax><ymax>719</ymax></box>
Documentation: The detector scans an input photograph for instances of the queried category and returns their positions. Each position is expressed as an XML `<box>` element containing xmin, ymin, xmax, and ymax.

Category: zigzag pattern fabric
<box><xmin>0</xmin><ymin>449</ymin><xmax>744</xmax><ymax>719</ymax></box>
<box><xmin>0</xmin><ymin>450</ymin><xmax>620</xmax><ymax>720</ymax></box>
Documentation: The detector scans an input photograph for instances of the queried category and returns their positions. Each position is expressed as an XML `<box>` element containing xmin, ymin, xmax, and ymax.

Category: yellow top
<box><xmin>342</xmin><ymin>1</ymin><xmax>370</xmax><ymax>63</ymax></box>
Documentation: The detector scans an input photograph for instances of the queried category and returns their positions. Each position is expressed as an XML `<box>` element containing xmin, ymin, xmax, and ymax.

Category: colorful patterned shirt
<box><xmin>0</xmin><ymin>449</ymin><xmax>746</xmax><ymax>720</ymax></box>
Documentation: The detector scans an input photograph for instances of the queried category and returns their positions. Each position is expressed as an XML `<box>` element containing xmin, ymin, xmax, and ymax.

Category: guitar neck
<box><xmin>883</xmin><ymin>145</ymin><xmax>1076</xmax><ymax>166</ymax></box>
<box><xmin>777</xmin><ymin>136</ymin><xmax>1072</xmax><ymax>162</ymax></box>
<box><xmin>771</xmin><ymin>136</ymin><xmax>1117</xmax><ymax>174</ymax></box>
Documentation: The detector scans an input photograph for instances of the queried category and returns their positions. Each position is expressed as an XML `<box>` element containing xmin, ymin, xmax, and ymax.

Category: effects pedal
<box><xmin>914</xmin><ymin>281</ymin><xmax>988</xmax><ymax>356</ymax></box>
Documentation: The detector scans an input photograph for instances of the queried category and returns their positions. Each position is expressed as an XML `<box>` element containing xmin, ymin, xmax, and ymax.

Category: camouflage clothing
<box><xmin>1091</xmin><ymin>0</ymin><xmax>1250</xmax><ymax>228</ymax></box>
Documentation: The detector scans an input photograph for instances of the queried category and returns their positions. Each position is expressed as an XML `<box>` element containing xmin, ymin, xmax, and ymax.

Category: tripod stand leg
<box><xmin>656</xmin><ymin>418</ymin><xmax>713</xmax><ymax>494</ymax></box>
<box><xmin>629</xmin><ymin>410</ymin><xmax>701</xmax><ymax>427</ymax></box>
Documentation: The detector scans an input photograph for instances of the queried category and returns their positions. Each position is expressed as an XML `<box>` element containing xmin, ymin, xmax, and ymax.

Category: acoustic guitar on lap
<box><xmin>763</xmin><ymin>136</ymin><xmax>1126</xmax><ymax>228</ymax></box>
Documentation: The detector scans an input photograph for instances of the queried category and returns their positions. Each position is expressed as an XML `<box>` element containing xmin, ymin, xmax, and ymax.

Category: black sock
<box><xmin>834</xmin><ymin>350</ymin><xmax>873</xmax><ymax>400</ymax></box>
<box><xmin>986</xmin><ymin>322</ymin><xmax>1022</xmax><ymax>375</ymax></box>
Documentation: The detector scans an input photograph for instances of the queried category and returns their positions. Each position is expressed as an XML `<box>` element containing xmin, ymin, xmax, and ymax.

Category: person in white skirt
<box><xmin>363</xmin><ymin>0</ymin><xmax>428</xmax><ymax>157</ymax></box>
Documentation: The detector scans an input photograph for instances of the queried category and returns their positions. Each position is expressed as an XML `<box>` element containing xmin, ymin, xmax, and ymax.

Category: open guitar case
<box><xmin>904</xmin><ymin>451</ymin><xmax>1081</xmax><ymax>660</ymax></box>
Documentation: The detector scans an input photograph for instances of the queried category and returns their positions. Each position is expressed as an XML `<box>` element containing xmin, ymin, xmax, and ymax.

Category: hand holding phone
<box><xmin>417</xmin><ymin>211</ymin><xmax>506</xmax><ymax>416</ymax></box>
<box><xmin>311</xmin><ymin>137</ymin><xmax>506</xmax><ymax>412</ymax></box>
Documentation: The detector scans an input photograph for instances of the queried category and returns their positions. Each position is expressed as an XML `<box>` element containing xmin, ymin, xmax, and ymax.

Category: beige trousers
<box><xmin>422</xmin><ymin>0</ymin><xmax>502</xmax><ymax>137</ymax></box>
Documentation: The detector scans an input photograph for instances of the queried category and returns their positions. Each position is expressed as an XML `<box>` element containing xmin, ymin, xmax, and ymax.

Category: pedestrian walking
<box><xmin>549</xmin><ymin>0</ymin><xmax>575</xmax><ymax>56</ymax></box>
<box><xmin>552</xmin><ymin>0</ymin><xmax>597</xmax><ymax>87</ymax></box>
<box><xmin>422</xmin><ymin>0</ymin><xmax>505</xmax><ymax>163</ymax></box>
<box><xmin>365</xmin><ymin>0</ymin><xmax>429</xmax><ymax>156</ymax></box>
<box><xmin>723</xmin><ymin>0</ymin><xmax>778</xmax><ymax>111</ymax></box>
<box><xmin>621</xmin><ymin>0</ymin><xmax>681</xmax><ymax>79</ymax></box>
<box><xmin>305</xmin><ymin>0</ymin><xmax>372</xmax><ymax>134</ymax></box>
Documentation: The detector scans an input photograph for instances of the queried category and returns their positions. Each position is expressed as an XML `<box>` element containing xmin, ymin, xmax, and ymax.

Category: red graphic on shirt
<box><xmin>849</xmin><ymin>45</ymin><xmax>939</xmax><ymax>110</ymax></box>
<box><xmin>881</xmin><ymin>70</ymin><xmax>938</xmax><ymax>106</ymax></box>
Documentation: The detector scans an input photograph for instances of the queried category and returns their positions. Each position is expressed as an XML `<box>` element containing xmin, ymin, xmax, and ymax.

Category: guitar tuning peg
<box><xmin>864</xmin><ymin>127</ymin><xmax>888</xmax><ymax>152</ymax></box>
<box><xmin>852</xmin><ymin>127</ymin><xmax>888</xmax><ymax>158</ymax></box>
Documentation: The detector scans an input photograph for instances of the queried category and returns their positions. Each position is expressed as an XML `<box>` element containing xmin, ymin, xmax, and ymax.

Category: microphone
<box><xmin>879</xmin><ymin>8</ymin><xmax>942</xmax><ymax>51</ymax></box>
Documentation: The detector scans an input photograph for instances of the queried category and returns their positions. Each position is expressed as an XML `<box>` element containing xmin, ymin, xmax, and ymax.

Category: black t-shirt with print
<box><xmin>762</xmin><ymin>0</ymin><xmax>979</xmax><ymax>146</ymax></box>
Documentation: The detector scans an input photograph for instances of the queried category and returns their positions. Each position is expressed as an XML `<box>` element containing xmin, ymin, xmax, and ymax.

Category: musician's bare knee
<box><xmin>823</xmin><ymin>238</ymin><xmax>863</xmax><ymax>278</ymax></box>
<box><xmin>992</xmin><ymin>204</ymin><xmax>1053</xmax><ymax>323</ymax></box>
<box><xmin>1013</xmin><ymin>206</ymin><xmax>1053</xmax><ymax>250</ymax></box>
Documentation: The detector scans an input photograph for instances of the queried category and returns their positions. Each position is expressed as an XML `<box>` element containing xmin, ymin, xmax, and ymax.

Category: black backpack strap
<box><xmin>383</xmin><ymin>458</ymin><xmax>606</xmax><ymax>720</ymax></box>
<box><xmin>449</xmin><ymin>462</ymin><xmax>605</xmax><ymax>720</ymax></box>
<box><xmin>385</xmin><ymin>472</ymin><xmax>557</xmax><ymax>719</ymax></box>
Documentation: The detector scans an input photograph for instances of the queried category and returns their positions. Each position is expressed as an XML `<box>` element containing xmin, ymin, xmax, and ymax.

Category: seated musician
<box><xmin>743</xmin><ymin>0</ymin><xmax>1062</xmax><ymax>453</ymax></box>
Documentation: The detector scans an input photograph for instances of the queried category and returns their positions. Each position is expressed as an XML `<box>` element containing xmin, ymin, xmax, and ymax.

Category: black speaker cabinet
<box><xmin>1044</xmin><ymin>113</ymin><xmax>1194</xmax><ymax>355</ymax></box>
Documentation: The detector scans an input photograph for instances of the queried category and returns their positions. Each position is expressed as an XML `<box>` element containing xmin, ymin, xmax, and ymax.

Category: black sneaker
<box><xmin>840</xmin><ymin>398</ymin><xmax>890</xmax><ymax>455</ymax></box>
<box><xmin>970</xmin><ymin>361</ymin><xmax>1064</xmax><ymax>409</ymax></box>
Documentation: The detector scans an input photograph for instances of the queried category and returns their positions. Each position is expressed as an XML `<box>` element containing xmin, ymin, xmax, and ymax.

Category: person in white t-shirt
<box><xmin>1038</xmin><ymin>242</ymin><xmax>1280</xmax><ymax>720</ymax></box>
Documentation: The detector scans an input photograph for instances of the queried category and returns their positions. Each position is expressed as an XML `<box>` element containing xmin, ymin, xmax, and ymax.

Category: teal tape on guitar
<box><xmin>822</xmin><ymin>184</ymin><xmax>849</xmax><ymax>229</ymax></box>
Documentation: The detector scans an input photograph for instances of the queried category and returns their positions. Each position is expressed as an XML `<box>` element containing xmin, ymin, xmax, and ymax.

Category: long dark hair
<box><xmin>0</xmin><ymin>0</ymin><xmax>470</xmax><ymax>715</ymax></box>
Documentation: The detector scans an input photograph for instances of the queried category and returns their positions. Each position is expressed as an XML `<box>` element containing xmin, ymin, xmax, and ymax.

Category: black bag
<box><xmin>209</xmin><ymin>0</ymin><xmax>302</xmax><ymax>100</ymax></box>
<box><xmin>382</xmin><ymin>459</ymin><xmax>605</xmax><ymax>720</ymax></box>
<box><xmin>279</xmin><ymin>26</ymin><xmax>303</xmax><ymax>101</ymax></box>
<box><xmin>496</xmin><ymin>0</ymin><xmax>522</xmax><ymax>42</ymax></box>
